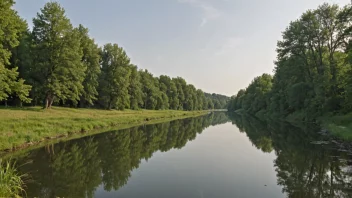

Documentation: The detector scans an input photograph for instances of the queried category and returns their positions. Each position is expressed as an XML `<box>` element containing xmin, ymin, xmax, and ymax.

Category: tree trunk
<box><xmin>44</xmin><ymin>96</ymin><xmax>49</xmax><ymax>109</ymax></box>
<box><xmin>79</xmin><ymin>98</ymin><xmax>84</xmax><ymax>108</ymax></box>
<box><xmin>48</xmin><ymin>96</ymin><xmax>55</xmax><ymax>108</ymax></box>
<box><xmin>44</xmin><ymin>93</ymin><xmax>55</xmax><ymax>109</ymax></box>
<box><xmin>108</xmin><ymin>98</ymin><xmax>112</xmax><ymax>110</ymax></box>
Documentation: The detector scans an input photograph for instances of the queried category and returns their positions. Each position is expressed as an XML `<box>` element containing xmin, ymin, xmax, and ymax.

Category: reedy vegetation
<box><xmin>228</xmin><ymin>3</ymin><xmax>352</xmax><ymax>133</ymax></box>
<box><xmin>0</xmin><ymin>159</ymin><xmax>26</xmax><ymax>197</ymax></box>
<box><xmin>0</xmin><ymin>1</ymin><xmax>229</xmax><ymax>110</ymax></box>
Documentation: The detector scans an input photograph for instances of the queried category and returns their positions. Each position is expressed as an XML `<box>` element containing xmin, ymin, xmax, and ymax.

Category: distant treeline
<box><xmin>0</xmin><ymin>1</ymin><xmax>229</xmax><ymax>110</ymax></box>
<box><xmin>228</xmin><ymin>3</ymin><xmax>352</xmax><ymax>120</ymax></box>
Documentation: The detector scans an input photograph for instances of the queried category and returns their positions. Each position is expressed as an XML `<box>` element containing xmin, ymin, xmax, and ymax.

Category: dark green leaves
<box><xmin>0</xmin><ymin>0</ymin><xmax>31</xmax><ymax>104</ymax></box>
<box><xmin>1</xmin><ymin>1</ymin><xmax>228</xmax><ymax>110</ymax></box>
<box><xmin>32</xmin><ymin>2</ymin><xmax>85</xmax><ymax>108</ymax></box>
<box><xmin>228</xmin><ymin>3</ymin><xmax>352</xmax><ymax>121</ymax></box>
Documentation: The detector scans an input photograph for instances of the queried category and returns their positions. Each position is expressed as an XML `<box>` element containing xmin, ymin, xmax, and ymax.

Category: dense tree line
<box><xmin>0</xmin><ymin>1</ymin><xmax>228</xmax><ymax>110</ymax></box>
<box><xmin>204</xmin><ymin>93</ymin><xmax>229</xmax><ymax>109</ymax></box>
<box><xmin>12</xmin><ymin>113</ymin><xmax>229</xmax><ymax>197</ymax></box>
<box><xmin>228</xmin><ymin>3</ymin><xmax>352</xmax><ymax>120</ymax></box>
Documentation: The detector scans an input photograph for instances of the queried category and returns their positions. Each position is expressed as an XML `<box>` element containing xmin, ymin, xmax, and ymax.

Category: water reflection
<box><xmin>228</xmin><ymin>113</ymin><xmax>352</xmax><ymax>198</ymax></box>
<box><xmin>13</xmin><ymin>113</ymin><xmax>229</xmax><ymax>197</ymax></box>
<box><xmin>8</xmin><ymin>112</ymin><xmax>352</xmax><ymax>197</ymax></box>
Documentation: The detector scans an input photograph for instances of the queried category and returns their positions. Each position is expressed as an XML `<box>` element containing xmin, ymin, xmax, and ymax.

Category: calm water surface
<box><xmin>8</xmin><ymin>113</ymin><xmax>352</xmax><ymax>198</ymax></box>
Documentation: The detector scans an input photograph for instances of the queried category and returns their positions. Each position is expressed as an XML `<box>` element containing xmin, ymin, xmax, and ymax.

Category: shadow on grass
<box><xmin>321</xmin><ymin>112</ymin><xmax>352</xmax><ymax>140</ymax></box>
<box><xmin>0</xmin><ymin>106</ymin><xmax>44</xmax><ymax>112</ymax></box>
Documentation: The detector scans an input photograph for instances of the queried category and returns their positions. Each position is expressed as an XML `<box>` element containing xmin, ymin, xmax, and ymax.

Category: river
<box><xmin>6</xmin><ymin>112</ymin><xmax>352</xmax><ymax>197</ymax></box>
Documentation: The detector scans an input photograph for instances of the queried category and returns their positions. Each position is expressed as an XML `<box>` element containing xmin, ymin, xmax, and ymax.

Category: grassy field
<box><xmin>320</xmin><ymin>113</ymin><xmax>352</xmax><ymax>140</ymax></box>
<box><xmin>0</xmin><ymin>107</ymin><xmax>208</xmax><ymax>151</ymax></box>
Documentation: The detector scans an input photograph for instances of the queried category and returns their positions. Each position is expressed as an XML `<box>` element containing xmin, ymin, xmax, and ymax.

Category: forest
<box><xmin>228</xmin><ymin>3</ymin><xmax>352</xmax><ymax>122</ymax></box>
<box><xmin>0</xmin><ymin>1</ymin><xmax>229</xmax><ymax>111</ymax></box>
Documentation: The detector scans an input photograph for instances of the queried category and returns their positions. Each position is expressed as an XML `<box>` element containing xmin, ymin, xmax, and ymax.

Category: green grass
<box><xmin>320</xmin><ymin>112</ymin><xmax>352</xmax><ymax>140</ymax></box>
<box><xmin>0</xmin><ymin>159</ymin><xmax>26</xmax><ymax>197</ymax></box>
<box><xmin>0</xmin><ymin>107</ymin><xmax>208</xmax><ymax>151</ymax></box>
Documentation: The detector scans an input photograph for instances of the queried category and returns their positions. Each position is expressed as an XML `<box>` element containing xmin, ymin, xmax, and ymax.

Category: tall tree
<box><xmin>184</xmin><ymin>84</ymin><xmax>196</xmax><ymax>111</ymax></box>
<box><xmin>159</xmin><ymin>75</ymin><xmax>177</xmax><ymax>109</ymax></box>
<box><xmin>139</xmin><ymin>70</ymin><xmax>158</xmax><ymax>109</ymax></box>
<box><xmin>0</xmin><ymin>0</ymin><xmax>31</xmax><ymax>104</ymax></box>
<box><xmin>128</xmin><ymin>65</ymin><xmax>143</xmax><ymax>110</ymax></box>
<box><xmin>98</xmin><ymin>43</ymin><xmax>131</xmax><ymax>110</ymax></box>
<box><xmin>206</xmin><ymin>98</ymin><xmax>214</xmax><ymax>109</ymax></box>
<box><xmin>154</xmin><ymin>76</ymin><xmax>169</xmax><ymax>110</ymax></box>
<box><xmin>196</xmin><ymin>89</ymin><xmax>206</xmax><ymax>110</ymax></box>
<box><xmin>32</xmin><ymin>2</ymin><xmax>85</xmax><ymax>108</ymax></box>
<box><xmin>173</xmin><ymin>77</ymin><xmax>186</xmax><ymax>110</ymax></box>
<box><xmin>77</xmin><ymin>25</ymin><xmax>101</xmax><ymax>107</ymax></box>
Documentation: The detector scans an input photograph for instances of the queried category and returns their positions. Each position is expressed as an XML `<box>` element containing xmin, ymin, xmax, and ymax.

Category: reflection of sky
<box><xmin>95</xmin><ymin>123</ymin><xmax>285</xmax><ymax>198</ymax></box>
<box><xmin>342</xmin><ymin>166</ymin><xmax>352</xmax><ymax>183</ymax></box>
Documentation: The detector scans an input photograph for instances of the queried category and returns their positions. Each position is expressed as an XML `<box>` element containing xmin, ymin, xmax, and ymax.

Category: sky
<box><xmin>14</xmin><ymin>0</ymin><xmax>350</xmax><ymax>96</ymax></box>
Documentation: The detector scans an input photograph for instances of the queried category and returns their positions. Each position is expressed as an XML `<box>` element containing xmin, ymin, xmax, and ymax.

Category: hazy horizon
<box><xmin>14</xmin><ymin>0</ymin><xmax>350</xmax><ymax>96</ymax></box>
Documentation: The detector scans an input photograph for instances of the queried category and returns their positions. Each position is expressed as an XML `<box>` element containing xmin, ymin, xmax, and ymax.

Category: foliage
<box><xmin>228</xmin><ymin>3</ymin><xmax>352</xmax><ymax>123</ymax></box>
<box><xmin>139</xmin><ymin>70</ymin><xmax>160</xmax><ymax>110</ymax></box>
<box><xmin>0</xmin><ymin>159</ymin><xmax>26</xmax><ymax>197</ymax></box>
<box><xmin>128</xmin><ymin>65</ymin><xmax>143</xmax><ymax>110</ymax></box>
<box><xmin>98</xmin><ymin>43</ymin><xmax>131</xmax><ymax>110</ymax></box>
<box><xmin>204</xmin><ymin>93</ymin><xmax>229</xmax><ymax>109</ymax></box>
<box><xmin>320</xmin><ymin>112</ymin><xmax>352</xmax><ymax>140</ymax></box>
<box><xmin>1</xmin><ymin>1</ymin><xmax>229</xmax><ymax>110</ymax></box>
<box><xmin>228</xmin><ymin>74</ymin><xmax>272</xmax><ymax>114</ymax></box>
<box><xmin>77</xmin><ymin>25</ymin><xmax>101</xmax><ymax>107</ymax></box>
<box><xmin>0</xmin><ymin>0</ymin><xmax>31</xmax><ymax>104</ymax></box>
<box><xmin>31</xmin><ymin>2</ymin><xmax>85</xmax><ymax>108</ymax></box>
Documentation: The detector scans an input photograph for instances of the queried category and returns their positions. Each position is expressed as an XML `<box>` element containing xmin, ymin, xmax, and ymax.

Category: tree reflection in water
<box><xmin>11</xmin><ymin>112</ymin><xmax>352</xmax><ymax>198</ymax></box>
<box><xmin>13</xmin><ymin>112</ymin><xmax>229</xmax><ymax>198</ymax></box>
<box><xmin>228</xmin><ymin>113</ymin><xmax>352</xmax><ymax>198</ymax></box>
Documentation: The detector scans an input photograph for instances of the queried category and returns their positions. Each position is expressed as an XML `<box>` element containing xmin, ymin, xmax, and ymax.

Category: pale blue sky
<box><xmin>14</xmin><ymin>0</ymin><xmax>350</xmax><ymax>96</ymax></box>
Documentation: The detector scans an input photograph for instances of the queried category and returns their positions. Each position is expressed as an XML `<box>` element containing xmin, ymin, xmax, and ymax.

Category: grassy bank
<box><xmin>0</xmin><ymin>107</ymin><xmax>208</xmax><ymax>151</ymax></box>
<box><xmin>320</xmin><ymin>113</ymin><xmax>352</xmax><ymax>140</ymax></box>
<box><xmin>233</xmin><ymin>108</ymin><xmax>352</xmax><ymax>140</ymax></box>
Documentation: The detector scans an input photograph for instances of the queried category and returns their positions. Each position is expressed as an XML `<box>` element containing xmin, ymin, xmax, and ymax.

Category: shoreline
<box><xmin>231</xmin><ymin>110</ymin><xmax>352</xmax><ymax>142</ymax></box>
<box><xmin>0</xmin><ymin>107</ymin><xmax>209</xmax><ymax>154</ymax></box>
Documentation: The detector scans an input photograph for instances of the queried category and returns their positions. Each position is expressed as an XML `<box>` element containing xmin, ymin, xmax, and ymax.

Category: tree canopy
<box><xmin>228</xmin><ymin>3</ymin><xmax>352</xmax><ymax>120</ymax></box>
<box><xmin>0</xmin><ymin>0</ymin><xmax>31</xmax><ymax>105</ymax></box>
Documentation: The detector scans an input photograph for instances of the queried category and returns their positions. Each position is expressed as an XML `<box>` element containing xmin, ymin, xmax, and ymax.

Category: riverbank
<box><xmin>233</xmin><ymin>109</ymin><xmax>352</xmax><ymax>141</ymax></box>
<box><xmin>0</xmin><ymin>107</ymin><xmax>209</xmax><ymax>151</ymax></box>
<box><xmin>320</xmin><ymin>113</ymin><xmax>352</xmax><ymax>141</ymax></box>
